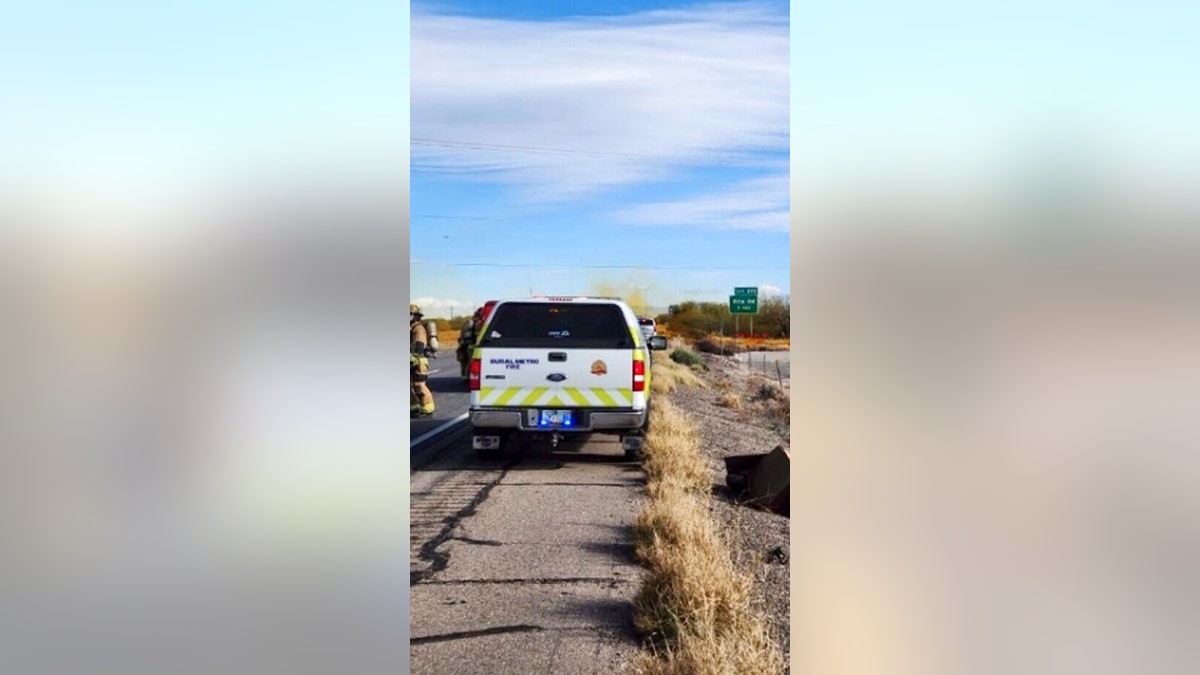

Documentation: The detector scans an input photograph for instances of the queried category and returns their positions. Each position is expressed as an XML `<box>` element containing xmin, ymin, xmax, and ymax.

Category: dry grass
<box><xmin>744</xmin><ymin>369</ymin><xmax>792</xmax><ymax>422</ymax></box>
<box><xmin>749</xmin><ymin>378</ymin><xmax>787</xmax><ymax>403</ymax></box>
<box><xmin>693</xmin><ymin>336</ymin><xmax>739</xmax><ymax>355</ymax></box>
<box><xmin>651</xmin><ymin>357</ymin><xmax>706</xmax><ymax>395</ymax></box>
<box><xmin>640</xmin><ymin>398</ymin><xmax>711</xmax><ymax>495</ymax></box>
<box><xmin>750</xmin><ymin>337</ymin><xmax>791</xmax><ymax>352</ymax></box>
<box><xmin>717</xmin><ymin>391</ymin><xmax>742</xmax><ymax>409</ymax></box>
<box><xmin>632</xmin><ymin>397</ymin><xmax>786</xmax><ymax>675</ymax></box>
<box><xmin>743</xmin><ymin>376</ymin><xmax>790</xmax><ymax>425</ymax></box>
<box><xmin>693</xmin><ymin>335</ymin><xmax>789</xmax><ymax>355</ymax></box>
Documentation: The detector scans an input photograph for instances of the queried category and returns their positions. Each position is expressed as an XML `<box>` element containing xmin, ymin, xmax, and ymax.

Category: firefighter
<box><xmin>410</xmin><ymin>304</ymin><xmax>435</xmax><ymax>417</ymax></box>
<box><xmin>457</xmin><ymin>307</ymin><xmax>484</xmax><ymax>378</ymax></box>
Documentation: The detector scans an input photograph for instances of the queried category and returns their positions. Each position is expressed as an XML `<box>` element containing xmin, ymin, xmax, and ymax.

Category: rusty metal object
<box><xmin>723</xmin><ymin>444</ymin><xmax>790</xmax><ymax>515</ymax></box>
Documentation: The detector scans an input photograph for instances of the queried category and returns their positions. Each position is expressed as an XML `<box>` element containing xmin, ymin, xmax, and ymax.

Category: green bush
<box><xmin>669</xmin><ymin>347</ymin><xmax>706</xmax><ymax>369</ymax></box>
<box><xmin>662</xmin><ymin>297</ymin><xmax>790</xmax><ymax>340</ymax></box>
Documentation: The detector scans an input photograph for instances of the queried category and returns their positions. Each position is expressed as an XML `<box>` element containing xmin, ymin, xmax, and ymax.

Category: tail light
<box><xmin>469</xmin><ymin>357</ymin><xmax>482</xmax><ymax>391</ymax></box>
<box><xmin>632</xmin><ymin>359</ymin><xmax>645</xmax><ymax>392</ymax></box>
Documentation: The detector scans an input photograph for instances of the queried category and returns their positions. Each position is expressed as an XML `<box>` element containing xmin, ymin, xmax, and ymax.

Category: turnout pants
<box><xmin>410</xmin><ymin>355</ymin><xmax>435</xmax><ymax>414</ymax></box>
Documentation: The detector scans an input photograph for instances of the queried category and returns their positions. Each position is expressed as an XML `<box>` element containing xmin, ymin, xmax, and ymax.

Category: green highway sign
<box><xmin>729</xmin><ymin>294</ymin><xmax>758</xmax><ymax>314</ymax></box>
<box><xmin>734</xmin><ymin>286</ymin><xmax>758</xmax><ymax>297</ymax></box>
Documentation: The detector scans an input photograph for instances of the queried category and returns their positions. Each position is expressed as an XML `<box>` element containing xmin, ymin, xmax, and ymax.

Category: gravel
<box><xmin>664</xmin><ymin>350</ymin><xmax>791</xmax><ymax>663</ymax></box>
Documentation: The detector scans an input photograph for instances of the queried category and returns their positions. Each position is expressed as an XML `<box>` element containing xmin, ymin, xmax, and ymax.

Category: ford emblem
<box><xmin>547</xmin><ymin>373</ymin><xmax>567</xmax><ymax>382</ymax></box>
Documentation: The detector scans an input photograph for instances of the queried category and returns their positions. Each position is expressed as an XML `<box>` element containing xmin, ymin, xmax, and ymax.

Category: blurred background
<box><xmin>1</xmin><ymin>2</ymin><xmax>410</xmax><ymax>674</ymax></box>
<box><xmin>3</xmin><ymin>1</ymin><xmax>1199</xmax><ymax>673</ymax></box>
<box><xmin>792</xmin><ymin>2</ymin><xmax>1200</xmax><ymax>674</ymax></box>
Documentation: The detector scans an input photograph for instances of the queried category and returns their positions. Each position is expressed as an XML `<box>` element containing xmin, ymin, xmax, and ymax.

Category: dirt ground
<box><xmin>663</xmin><ymin>349</ymin><xmax>791</xmax><ymax>663</ymax></box>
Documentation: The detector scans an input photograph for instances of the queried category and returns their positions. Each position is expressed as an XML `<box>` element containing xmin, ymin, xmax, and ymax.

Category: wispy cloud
<box><xmin>614</xmin><ymin>173</ymin><xmax>789</xmax><ymax>231</ymax></box>
<box><xmin>411</xmin><ymin>2</ymin><xmax>788</xmax><ymax>203</ymax></box>
<box><xmin>412</xmin><ymin>296</ymin><xmax>469</xmax><ymax>311</ymax></box>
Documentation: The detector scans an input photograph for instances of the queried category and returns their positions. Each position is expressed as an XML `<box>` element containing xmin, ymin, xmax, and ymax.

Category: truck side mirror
<box><xmin>648</xmin><ymin>336</ymin><xmax>668</xmax><ymax>350</ymax></box>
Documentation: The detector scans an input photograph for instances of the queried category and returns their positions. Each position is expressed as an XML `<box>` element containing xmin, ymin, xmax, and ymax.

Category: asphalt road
<box><xmin>736</xmin><ymin>350</ymin><xmax>792</xmax><ymax>380</ymax></box>
<box><xmin>410</xmin><ymin>412</ymin><xmax>645</xmax><ymax>673</ymax></box>
<box><xmin>412</xmin><ymin>349</ymin><xmax>472</xmax><ymax>445</ymax></box>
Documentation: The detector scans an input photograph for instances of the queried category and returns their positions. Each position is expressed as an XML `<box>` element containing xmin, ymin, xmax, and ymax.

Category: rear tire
<box><xmin>625</xmin><ymin>401</ymin><xmax>651</xmax><ymax>461</ymax></box>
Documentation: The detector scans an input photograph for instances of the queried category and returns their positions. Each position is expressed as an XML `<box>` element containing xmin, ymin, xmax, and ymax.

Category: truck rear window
<box><xmin>481</xmin><ymin>303</ymin><xmax>635</xmax><ymax>349</ymax></box>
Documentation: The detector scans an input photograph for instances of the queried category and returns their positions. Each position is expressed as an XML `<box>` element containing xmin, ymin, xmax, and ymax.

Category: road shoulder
<box><xmin>409</xmin><ymin>438</ymin><xmax>646</xmax><ymax>674</ymax></box>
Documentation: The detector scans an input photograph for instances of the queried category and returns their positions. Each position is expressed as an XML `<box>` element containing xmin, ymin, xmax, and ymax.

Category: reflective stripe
<box><xmin>519</xmin><ymin>387</ymin><xmax>548</xmax><ymax>406</ymax></box>
<box><xmin>472</xmin><ymin>386</ymin><xmax>634</xmax><ymax>408</ymax></box>
<box><xmin>495</xmin><ymin>387</ymin><xmax>523</xmax><ymax>406</ymax></box>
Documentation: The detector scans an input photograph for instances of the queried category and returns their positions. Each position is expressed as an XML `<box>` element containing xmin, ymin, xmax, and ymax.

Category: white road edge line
<box><xmin>411</xmin><ymin>412</ymin><xmax>469</xmax><ymax>448</ymax></box>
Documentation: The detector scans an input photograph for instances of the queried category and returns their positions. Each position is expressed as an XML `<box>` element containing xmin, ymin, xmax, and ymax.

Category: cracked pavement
<box><xmin>409</xmin><ymin>433</ymin><xmax>646</xmax><ymax>674</ymax></box>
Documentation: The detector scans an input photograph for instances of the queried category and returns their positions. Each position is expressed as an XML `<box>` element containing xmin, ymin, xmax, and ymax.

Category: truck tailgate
<box><xmin>477</xmin><ymin>347</ymin><xmax>633</xmax><ymax>408</ymax></box>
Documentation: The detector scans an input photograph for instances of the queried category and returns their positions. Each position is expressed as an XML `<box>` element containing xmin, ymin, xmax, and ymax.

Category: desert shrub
<box><xmin>669</xmin><ymin>347</ymin><xmax>705</xmax><ymax>369</ymax></box>
<box><xmin>749</xmin><ymin>379</ymin><xmax>786</xmax><ymax>403</ymax></box>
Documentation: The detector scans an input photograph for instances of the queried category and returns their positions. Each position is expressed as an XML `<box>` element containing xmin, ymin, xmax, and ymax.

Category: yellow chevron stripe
<box><xmin>495</xmin><ymin>387</ymin><xmax>523</xmax><ymax>406</ymax></box>
<box><xmin>479</xmin><ymin>386</ymin><xmax>635</xmax><ymax>408</ymax></box>
<box><xmin>519</xmin><ymin>387</ymin><xmax>548</xmax><ymax>406</ymax></box>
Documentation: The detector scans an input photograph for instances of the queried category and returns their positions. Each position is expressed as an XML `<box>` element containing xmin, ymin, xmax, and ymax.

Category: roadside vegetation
<box><xmin>630</xmin><ymin>361</ymin><xmax>786</xmax><ymax>675</ymax></box>
<box><xmin>748</xmin><ymin>376</ymin><xmax>789</xmax><ymax>421</ymax></box>
<box><xmin>651</xmin><ymin>355</ymin><xmax>706</xmax><ymax>395</ymax></box>
<box><xmin>668</xmin><ymin>346</ymin><xmax>706</xmax><ymax>369</ymax></box>
<box><xmin>655</xmin><ymin>297</ymin><xmax>789</xmax><ymax>340</ymax></box>
<box><xmin>694</xmin><ymin>335</ymin><xmax>789</xmax><ymax>355</ymax></box>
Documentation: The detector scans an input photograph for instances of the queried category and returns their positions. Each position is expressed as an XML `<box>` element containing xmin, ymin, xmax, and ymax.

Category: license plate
<box><xmin>538</xmin><ymin>409</ymin><xmax>573</xmax><ymax>427</ymax></box>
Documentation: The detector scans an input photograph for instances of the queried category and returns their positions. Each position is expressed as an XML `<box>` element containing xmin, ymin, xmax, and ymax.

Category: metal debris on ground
<box><xmin>723</xmin><ymin>444</ymin><xmax>790</xmax><ymax>516</ymax></box>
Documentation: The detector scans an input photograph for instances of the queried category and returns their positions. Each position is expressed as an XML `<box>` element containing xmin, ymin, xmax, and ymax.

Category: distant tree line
<box><xmin>656</xmin><ymin>297</ymin><xmax>790</xmax><ymax>339</ymax></box>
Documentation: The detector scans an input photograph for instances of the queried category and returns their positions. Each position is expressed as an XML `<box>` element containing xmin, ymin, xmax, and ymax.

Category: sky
<box><xmin>409</xmin><ymin>0</ymin><xmax>790</xmax><ymax>317</ymax></box>
<box><xmin>3</xmin><ymin>1</ymin><xmax>1197</xmax><ymax>304</ymax></box>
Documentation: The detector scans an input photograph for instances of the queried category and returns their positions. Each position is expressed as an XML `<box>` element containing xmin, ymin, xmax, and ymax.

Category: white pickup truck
<box><xmin>467</xmin><ymin>296</ymin><xmax>668</xmax><ymax>460</ymax></box>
